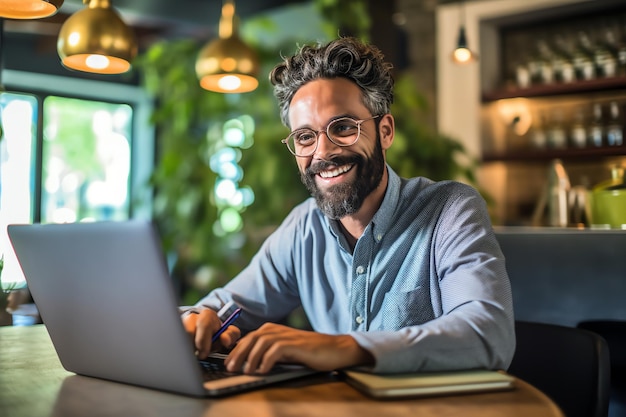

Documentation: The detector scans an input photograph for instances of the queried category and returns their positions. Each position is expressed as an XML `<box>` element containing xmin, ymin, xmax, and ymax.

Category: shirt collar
<box><xmin>370</xmin><ymin>164</ymin><xmax>400</xmax><ymax>239</ymax></box>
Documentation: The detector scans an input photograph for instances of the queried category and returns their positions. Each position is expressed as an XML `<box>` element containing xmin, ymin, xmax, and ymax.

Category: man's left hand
<box><xmin>224</xmin><ymin>322</ymin><xmax>374</xmax><ymax>374</ymax></box>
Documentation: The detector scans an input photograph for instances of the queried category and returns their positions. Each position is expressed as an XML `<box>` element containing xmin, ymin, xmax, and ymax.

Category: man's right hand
<box><xmin>182</xmin><ymin>309</ymin><xmax>241</xmax><ymax>359</ymax></box>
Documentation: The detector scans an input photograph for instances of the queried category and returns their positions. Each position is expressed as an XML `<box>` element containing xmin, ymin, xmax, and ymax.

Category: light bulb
<box><xmin>85</xmin><ymin>55</ymin><xmax>110</xmax><ymax>70</ymax></box>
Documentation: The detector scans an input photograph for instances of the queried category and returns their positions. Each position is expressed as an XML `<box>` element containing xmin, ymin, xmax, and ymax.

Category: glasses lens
<box><xmin>328</xmin><ymin>118</ymin><xmax>360</xmax><ymax>145</ymax></box>
<box><xmin>284</xmin><ymin>117</ymin><xmax>366</xmax><ymax>156</ymax></box>
<box><xmin>287</xmin><ymin>129</ymin><xmax>317</xmax><ymax>156</ymax></box>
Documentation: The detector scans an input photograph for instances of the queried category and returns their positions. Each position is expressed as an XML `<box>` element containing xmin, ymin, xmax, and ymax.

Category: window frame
<box><xmin>2</xmin><ymin>69</ymin><xmax>155</xmax><ymax>221</ymax></box>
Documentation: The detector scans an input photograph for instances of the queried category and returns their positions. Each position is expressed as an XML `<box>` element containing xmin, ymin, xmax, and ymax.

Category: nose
<box><xmin>312</xmin><ymin>131</ymin><xmax>339</xmax><ymax>158</ymax></box>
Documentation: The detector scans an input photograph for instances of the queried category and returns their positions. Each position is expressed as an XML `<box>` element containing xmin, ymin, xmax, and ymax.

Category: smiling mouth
<box><xmin>318</xmin><ymin>164</ymin><xmax>354</xmax><ymax>179</ymax></box>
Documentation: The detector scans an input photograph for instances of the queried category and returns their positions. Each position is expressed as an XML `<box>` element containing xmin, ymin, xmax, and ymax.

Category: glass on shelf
<box><xmin>572</xmin><ymin>31</ymin><xmax>596</xmax><ymax>81</ymax></box>
<box><xmin>588</xmin><ymin>102</ymin><xmax>605</xmax><ymax>147</ymax></box>
<box><xmin>527</xmin><ymin>39</ymin><xmax>555</xmax><ymax>86</ymax></box>
<box><xmin>547</xmin><ymin>108</ymin><xmax>567</xmax><ymax>149</ymax></box>
<box><xmin>606</xmin><ymin>101</ymin><xmax>624</xmax><ymax>146</ymax></box>
<box><xmin>531</xmin><ymin>110</ymin><xmax>548</xmax><ymax>149</ymax></box>
<box><xmin>515</xmin><ymin>63</ymin><xmax>531</xmax><ymax>89</ymax></box>
<box><xmin>593</xmin><ymin>26</ymin><xmax>619</xmax><ymax>78</ymax></box>
<box><xmin>617</xmin><ymin>18</ymin><xmax>626</xmax><ymax>76</ymax></box>
<box><xmin>570</xmin><ymin>107</ymin><xmax>587</xmax><ymax>148</ymax></box>
<box><xmin>551</xmin><ymin>33</ymin><xmax>576</xmax><ymax>83</ymax></box>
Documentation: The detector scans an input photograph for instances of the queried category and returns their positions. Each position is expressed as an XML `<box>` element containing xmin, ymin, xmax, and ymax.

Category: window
<box><xmin>41</xmin><ymin>96</ymin><xmax>133</xmax><ymax>223</ymax></box>
<box><xmin>0</xmin><ymin>70</ymin><xmax>154</xmax><ymax>289</ymax></box>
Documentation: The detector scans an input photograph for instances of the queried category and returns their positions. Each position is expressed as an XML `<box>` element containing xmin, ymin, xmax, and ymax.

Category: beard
<box><xmin>300</xmin><ymin>137</ymin><xmax>385</xmax><ymax>219</ymax></box>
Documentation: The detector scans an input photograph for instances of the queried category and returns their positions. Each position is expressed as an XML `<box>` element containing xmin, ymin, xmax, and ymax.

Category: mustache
<box><xmin>305</xmin><ymin>156</ymin><xmax>362</xmax><ymax>176</ymax></box>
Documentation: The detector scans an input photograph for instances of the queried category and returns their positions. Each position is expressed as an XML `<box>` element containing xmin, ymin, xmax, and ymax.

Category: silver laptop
<box><xmin>7</xmin><ymin>221</ymin><xmax>317</xmax><ymax>397</ymax></box>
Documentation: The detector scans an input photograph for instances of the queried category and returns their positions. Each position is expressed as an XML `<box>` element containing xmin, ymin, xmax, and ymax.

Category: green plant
<box><xmin>0</xmin><ymin>256</ymin><xmax>15</xmax><ymax>326</ymax></box>
<box><xmin>0</xmin><ymin>256</ymin><xmax>8</xmax><ymax>294</ymax></box>
<box><xmin>387</xmin><ymin>73</ymin><xmax>479</xmax><ymax>184</ymax></box>
<box><xmin>134</xmin><ymin>1</ymin><xmax>479</xmax><ymax>303</ymax></box>
<box><xmin>135</xmin><ymin>38</ymin><xmax>311</xmax><ymax>303</ymax></box>
<box><xmin>314</xmin><ymin>0</ymin><xmax>371</xmax><ymax>41</ymax></box>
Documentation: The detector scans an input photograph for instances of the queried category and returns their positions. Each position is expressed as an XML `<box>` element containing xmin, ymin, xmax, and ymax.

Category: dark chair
<box><xmin>578</xmin><ymin>320</ymin><xmax>626</xmax><ymax>417</ymax></box>
<box><xmin>507</xmin><ymin>321</ymin><xmax>611</xmax><ymax>417</ymax></box>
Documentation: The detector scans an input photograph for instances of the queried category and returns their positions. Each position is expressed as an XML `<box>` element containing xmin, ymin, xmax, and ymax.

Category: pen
<box><xmin>211</xmin><ymin>307</ymin><xmax>242</xmax><ymax>343</ymax></box>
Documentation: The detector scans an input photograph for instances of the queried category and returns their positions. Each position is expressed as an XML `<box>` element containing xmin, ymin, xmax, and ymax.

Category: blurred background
<box><xmin>1</xmin><ymin>0</ymin><xmax>625</xmax><ymax>309</ymax></box>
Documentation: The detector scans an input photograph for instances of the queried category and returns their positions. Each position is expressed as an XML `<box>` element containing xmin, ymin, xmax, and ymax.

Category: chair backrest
<box><xmin>508</xmin><ymin>321</ymin><xmax>611</xmax><ymax>417</ymax></box>
<box><xmin>578</xmin><ymin>320</ymin><xmax>626</xmax><ymax>378</ymax></box>
<box><xmin>578</xmin><ymin>320</ymin><xmax>626</xmax><ymax>417</ymax></box>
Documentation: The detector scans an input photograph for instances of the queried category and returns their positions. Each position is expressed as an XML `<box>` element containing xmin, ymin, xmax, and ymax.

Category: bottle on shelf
<box><xmin>515</xmin><ymin>64</ymin><xmax>531</xmax><ymax>88</ymax></box>
<box><xmin>547</xmin><ymin>159</ymin><xmax>570</xmax><ymax>228</ymax></box>
<box><xmin>547</xmin><ymin>108</ymin><xmax>567</xmax><ymax>149</ymax></box>
<box><xmin>616</xmin><ymin>17</ymin><xmax>626</xmax><ymax>76</ymax></box>
<box><xmin>531</xmin><ymin>110</ymin><xmax>548</xmax><ymax>149</ymax></box>
<box><xmin>551</xmin><ymin>33</ymin><xmax>575</xmax><ymax>83</ymax></box>
<box><xmin>588</xmin><ymin>103</ymin><xmax>605</xmax><ymax>147</ymax></box>
<box><xmin>531</xmin><ymin>159</ymin><xmax>571</xmax><ymax>227</ymax></box>
<box><xmin>570</xmin><ymin>107</ymin><xmax>587</xmax><ymax>148</ymax></box>
<box><xmin>511</xmin><ymin>34</ymin><xmax>533</xmax><ymax>89</ymax></box>
<box><xmin>527</xmin><ymin>39</ymin><xmax>554</xmax><ymax>85</ymax></box>
<box><xmin>606</xmin><ymin>101</ymin><xmax>624</xmax><ymax>146</ymax></box>
<box><xmin>593</xmin><ymin>26</ymin><xmax>618</xmax><ymax>78</ymax></box>
<box><xmin>569</xmin><ymin>176</ymin><xmax>591</xmax><ymax>227</ymax></box>
<box><xmin>572</xmin><ymin>30</ymin><xmax>596</xmax><ymax>81</ymax></box>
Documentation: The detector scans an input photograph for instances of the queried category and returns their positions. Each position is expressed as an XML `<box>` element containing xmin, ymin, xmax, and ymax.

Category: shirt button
<box><xmin>376</xmin><ymin>233</ymin><xmax>383</xmax><ymax>242</ymax></box>
<box><xmin>356</xmin><ymin>265</ymin><xmax>365</xmax><ymax>274</ymax></box>
<box><xmin>356</xmin><ymin>316</ymin><xmax>364</xmax><ymax>324</ymax></box>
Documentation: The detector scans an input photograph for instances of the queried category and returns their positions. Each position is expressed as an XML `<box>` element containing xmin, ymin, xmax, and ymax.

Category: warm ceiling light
<box><xmin>452</xmin><ymin>2</ymin><xmax>477</xmax><ymax>65</ymax></box>
<box><xmin>0</xmin><ymin>0</ymin><xmax>63</xmax><ymax>19</ymax></box>
<box><xmin>452</xmin><ymin>26</ymin><xmax>476</xmax><ymax>64</ymax></box>
<box><xmin>195</xmin><ymin>0</ymin><xmax>259</xmax><ymax>93</ymax></box>
<box><xmin>57</xmin><ymin>0</ymin><xmax>137</xmax><ymax>75</ymax></box>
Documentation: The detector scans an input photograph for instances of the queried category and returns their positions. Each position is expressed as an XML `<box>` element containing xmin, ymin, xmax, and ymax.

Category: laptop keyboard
<box><xmin>199</xmin><ymin>356</ymin><xmax>241</xmax><ymax>381</ymax></box>
<box><xmin>198</xmin><ymin>353</ymin><xmax>298</xmax><ymax>381</ymax></box>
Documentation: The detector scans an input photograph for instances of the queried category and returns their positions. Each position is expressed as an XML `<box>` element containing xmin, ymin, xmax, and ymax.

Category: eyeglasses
<box><xmin>282</xmin><ymin>115</ymin><xmax>381</xmax><ymax>157</ymax></box>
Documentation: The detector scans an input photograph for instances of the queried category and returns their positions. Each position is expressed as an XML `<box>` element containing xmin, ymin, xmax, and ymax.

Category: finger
<box><xmin>218</xmin><ymin>325</ymin><xmax>241</xmax><ymax>350</ymax></box>
<box><xmin>256</xmin><ymin>342</ymin><xmax>285</xmax><ymax>374</ymax></box>
<box><xmin>244</xmin><ymin>332</ymin><xmax>279</xmax><ymax>373</ymax></box>
<box><xmin>194</xmin><ymin>310</ymin><xmax>221</xmax><ymax>359</ymax></box>
<box><xmin>253</xmin><ymin>331</ymin><xmax>310</xmax><ymax>373</ymax></box>
<box><xmin>239</xmin><ymin>324</ymin><xmax>288</xmax><ymax>374</ymax></box>
<box><xmin>182</xmin><ymin>312</ymin><xmax>198</xmax><ymax>337</ymax></box>
<box><xmin>225</xmin><ymin>332</ymin><xmax>257</xmax><ymax>372</ymax></box>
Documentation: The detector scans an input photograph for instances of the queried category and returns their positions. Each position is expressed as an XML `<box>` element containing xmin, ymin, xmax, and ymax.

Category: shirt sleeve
<box><xmin>189</xmin><ymin>203</ymin><xmax>307</xmax><ymax>333</ymax></box>
<box><xmin>349</xmin><ymin>187</ymin><xmax>515</xmax><ymax>373</ymax></box>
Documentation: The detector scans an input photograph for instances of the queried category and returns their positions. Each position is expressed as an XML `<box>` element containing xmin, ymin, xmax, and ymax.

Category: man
<box><xmin>183</xmin><ymin>37</ymin><xmax>515</xmax><ymax>375</ymax></box>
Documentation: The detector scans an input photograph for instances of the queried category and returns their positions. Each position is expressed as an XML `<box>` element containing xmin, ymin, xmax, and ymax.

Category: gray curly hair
<box><xmin>269</xmin><ymin>37</ymin><xmax>394</xmax><ymax>128</ymax></box>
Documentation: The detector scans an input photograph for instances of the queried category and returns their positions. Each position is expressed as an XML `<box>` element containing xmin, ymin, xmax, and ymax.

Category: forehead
<box><xmin>288</xmin><ymin>78</ymin><xmax>367</xmax><ymax>128</ymax></box>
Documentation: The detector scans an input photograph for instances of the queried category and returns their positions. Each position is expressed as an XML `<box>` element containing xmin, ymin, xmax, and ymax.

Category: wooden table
<box><xmin>0</xmin><ymin>325</ymin><xmax>564</xmax><ymax>417</ymax></box>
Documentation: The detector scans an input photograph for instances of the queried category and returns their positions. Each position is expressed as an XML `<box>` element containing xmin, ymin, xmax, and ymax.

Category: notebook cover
<box><xmin>343</xmin><ymin>369</ymin><xmax>515</xmax><ymax>399</ymax></box>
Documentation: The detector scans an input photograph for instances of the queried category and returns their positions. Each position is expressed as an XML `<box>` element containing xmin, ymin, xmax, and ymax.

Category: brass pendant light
<box><xmin>57</xmin><ymin>0</ymin><xmax>137</xmax><ymax>74</ymax></box>
<box><xmin>0</xmin><ymin>0</ymin><xmax>63</xmax><ymax>19</ymax></box>
<box><xmin>195</xmin><ymin>0</ymin><xmax>259</xmax><ymax>93</ymax></box>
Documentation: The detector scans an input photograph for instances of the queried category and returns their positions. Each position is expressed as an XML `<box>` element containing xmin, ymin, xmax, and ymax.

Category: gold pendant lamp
<box><xmin>195</xmin><ymin>0</ymin><xmax>259</xmax><ymax>93</ymax></box>
<box><xmin>0</xmin><ymin>0</ymin><xmax>63</xmax><ymax>19</ymax></box>
<box><xmin>57</xmin><ymin>0</ymin><xmax>137</xmax><ymax>74</ymax></box>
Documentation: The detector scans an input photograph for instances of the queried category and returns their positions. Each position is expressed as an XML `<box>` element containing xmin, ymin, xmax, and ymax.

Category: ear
<box><xmin>378</xmin><ymin>114</ymin><xmax>395</xmax><ymax>151</ymax></box>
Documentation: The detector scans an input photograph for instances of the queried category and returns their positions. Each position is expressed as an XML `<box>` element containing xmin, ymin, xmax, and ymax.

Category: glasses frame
<box><xmin>281</xmin><ymin>115</ymin><xmax>381</xmax><ymax>157</ymax></box>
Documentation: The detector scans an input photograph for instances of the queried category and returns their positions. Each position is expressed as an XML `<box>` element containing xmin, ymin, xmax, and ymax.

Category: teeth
<box><xmin>319</xmin><ymin>164</ymin><xmax>352</xmax><ymax>178</ymax></box>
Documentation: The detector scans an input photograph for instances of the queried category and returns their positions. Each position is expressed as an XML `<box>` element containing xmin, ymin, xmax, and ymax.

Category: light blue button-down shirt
<box><xmin>194</xmin><ymin>166</ymin><xmax>515</xmax><ymax>373</ymax></box>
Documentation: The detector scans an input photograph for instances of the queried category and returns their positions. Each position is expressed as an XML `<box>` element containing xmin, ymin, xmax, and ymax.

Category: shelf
<box><xmin>482</xmin><ymin>145</ymin><xmax>626</xmax><ymax>163</ymax></box>
<box><xmin>482</xmin><ymin>76</ymin><xmax>626</xmax><ymax>102</ymax></box>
